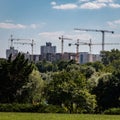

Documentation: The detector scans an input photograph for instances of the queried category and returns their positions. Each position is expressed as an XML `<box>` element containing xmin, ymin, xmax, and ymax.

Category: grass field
<box><xmin>0</xmin><ymin>112</ymin><xmax>120</xmax><ymax>120</ymax></box>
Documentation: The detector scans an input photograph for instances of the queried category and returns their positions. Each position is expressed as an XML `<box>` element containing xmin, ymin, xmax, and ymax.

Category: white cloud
<box><xmin>107</xmin><ymin>21</ymin><xmax>114</xmax><ymax>27</ymax></box>
<box><xmin>66</xmin><ymin>33</ymin><xmax>91</xmax><ymax>40</ymax></box>
<box><xmin>5</xmin><ymin>20</ymin><xmax>13</xmax><ymax>23</ymax></box>
<box><xmin>0</xmin><ymin>22</ymin><xmax>26</xmax><ymax>29</ymax></box>
<box><xmin>51</xmin><ymin>0</ymin><xmax>120</xmax><ymax>10</ymax></box>
<box><xmin>30</xmin><ymin>24</ymin><xmax>37</xmax><ymax>29</ymax></box>
<box><xmin>39</xmin><ymin>31</ymin><xmax>91</xmax><ymax>41</ymax></box>
<box><xmin>29</xmin><ymin>23</ymin><xmax>46</xmax><ymax>29</ymax></box>
<box><xmin>96</xmin><ymin>0</ymin><xmax>113</xmax><ymax>3</ymax></box>
<box><xmin>111</xmin><ymin>34</ymin><xmax>120</xmax><ymax>38</ymax></box>
<box><xmin>39</xmin><ymin>31</ymin><xmax>65</xmax><ymax>39</ymax></box>
<box><xmin>0</xmin><ymin>22</ymin><xmax>46</xmax><ymax>29</ymax></box>
<box><xmin>51</xmin><ymin>1</ymin><xmax>56</xmax><ymax>6</ymax></box>
<box><xmin>52</xmin><ymin>3</ymin><xmax>78</xmax><ymax>10</ymax></box>
<box><xmin>114</xmin><ymin>20</ymin><xmax>120</xmax><ymax>24</ymax></box>
<box><xmin>78</xmin><ymin>0</ymin><xmax>90</xmax><ymax>2</ymax></box>
<box><xmin>80</xmin><ymin>2</ymin><xmax>106</xmax><ymax>9</ymax></box>
<box><xmin>109</xmin><ymin>3</ymin><xmax>120</xmax><ymax>8</ymax></box>
<box><xmin>107</xmin><ymin>19</ymin><xmax>120</xmax><ymax>28</ymax></box>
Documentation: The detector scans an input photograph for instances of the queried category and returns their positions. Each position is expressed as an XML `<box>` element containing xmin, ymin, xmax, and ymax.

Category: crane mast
<box><xmin>69</xmin><ymin>39</ymin><xmax>92</xmax><ymax>63</ymax></box>
<box><xmin>9</xmin><ymin>35</ymin><xmax>31</xmax><ymax>48</ymax></box>
<box><xmin>74</xmin><ymin>28</ymin><xmax>114</xmax><ymax>51</ymax></box>
<box><xmin>76</xmin><ymin>39</ymin><xmax>79</xmax><ymax>63</ymax></box>
<box><xmin>10</xmin><ymin>35</ymin><xmax>34</xmax><ymax>60</ymax></box>
<box><xmin>59</xmin><ymin>35</ymin><xmax>72</xmax><ymax>58</ymax></box>
<box><xmin>69</xmin><ymin>39</ymin><xmax>120</xmax><ymax>63</ymax></box>
<box><xmin>14</xmin><ymin>39</ymin><xmax>35</xmax><ymax>61</ymax></box>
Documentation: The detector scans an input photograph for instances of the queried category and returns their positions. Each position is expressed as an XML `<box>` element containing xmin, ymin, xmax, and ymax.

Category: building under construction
<box><xmin>6</xmin><ymin>41</ymin><xmax>101</xmax><ymax>64</ymax></box>
<box><xmin>9</xmin><ymin>33</ymin><xmax>119</xmax><ymax>63</ymax></box>
<box><xmin>5</xmin><ymin>32</ymin><xmax>101</xmax><ymax>64</ymax></box>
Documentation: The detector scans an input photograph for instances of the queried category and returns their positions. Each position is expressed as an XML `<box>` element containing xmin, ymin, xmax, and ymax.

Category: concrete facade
<box><xmin>6</xmin><ymin>47</ymin><xmax>18</xmax><ymax>60</ymax></box>
<box><xmin>79</xmin><ymin>52</ymin><xmax>89</xmax><ymax>64</ymax></box>
<box><xmin>41</xmin><ymin>42</ymin><xmax>56</xmax><ymax>55</ymax></box>
<box><xmin>5</xmin><ymin>42</ymin><xmax>101</xmax><ymax>64</ymax></box>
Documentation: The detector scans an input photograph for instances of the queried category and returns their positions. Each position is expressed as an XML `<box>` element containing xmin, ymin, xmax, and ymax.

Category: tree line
<box><xmin>0</xmin><ymin>49</ymin><xmax>120</xmax><ymax>113</ymax></box>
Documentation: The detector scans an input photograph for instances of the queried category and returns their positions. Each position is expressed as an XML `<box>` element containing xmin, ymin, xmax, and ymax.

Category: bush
<box><xmin>43</xmin><ymin>105</ymin><xmax>66</xmax><ymax>113</ymax></box>
<box><xmin>0</xmin><ymin>104</ymin><xmax>66</xmax><ymax>113</ymax></box>
<box><xmin>104</xmin><ymin>108</ymin><xmax>120</xmax><ymax>115</ymax></box>
<box><xmin>0</xmin><ymin>104</ymin><xmax>34</xmax><ymax>112</ymax></box>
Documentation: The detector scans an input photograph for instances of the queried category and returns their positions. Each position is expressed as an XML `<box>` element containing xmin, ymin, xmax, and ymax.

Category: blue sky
<box><xmin>0</xmin><ymin>0</ymin><xmax>120</xmax><ymax>58</ymax></box>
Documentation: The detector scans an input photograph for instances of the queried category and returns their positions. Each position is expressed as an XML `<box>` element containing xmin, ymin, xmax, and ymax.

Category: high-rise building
<box><xmin>41</xmin><ymin>42</ymin><xmax>56</xmax><ymax>55</ymax></box>
<box><xmin>6</xmin><ymin>47</ymin><xmax>18</xmax><ymax>60</ymax></box>
<box><xmin>40</xmin><ymin>42</ymin><xmax>56</xmax><ymax>61</ymax></box>
<box><xmin>79</xmin><ymin>52</ymin><xmax>89</xmax><ymax>64</ymax></box>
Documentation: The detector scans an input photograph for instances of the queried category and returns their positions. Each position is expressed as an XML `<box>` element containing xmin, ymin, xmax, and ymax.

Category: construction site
<box><xmin>6</xmin><ymin>28</ymin><xmax>120</xmax><ymax>64</ymax></box>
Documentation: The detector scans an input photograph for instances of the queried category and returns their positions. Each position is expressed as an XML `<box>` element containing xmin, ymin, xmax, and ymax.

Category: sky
<box><xmin>0</xmin><ymin>0</ymin><xmax>120</xmax><ymax>58</ymax></box>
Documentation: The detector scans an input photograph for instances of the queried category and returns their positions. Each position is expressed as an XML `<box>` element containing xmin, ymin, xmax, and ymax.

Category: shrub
<box><xmin>0</xmin><ymin>104</ymin><xmax>66</xmax><ymax>113</ymax></box>
<box><xmin>104</xmin><ymin>108</ymin><xmax>120</xmax><ymax>115</ymax></box>
<box><xmin>0</xmin><ymin>104</ymin><xmax>34</xmax><ymax>112</ymax></box>
<box><xmin>43</xmin><ymin>105</ymin><xmax>66</xmax><ymax>113</ymax></box>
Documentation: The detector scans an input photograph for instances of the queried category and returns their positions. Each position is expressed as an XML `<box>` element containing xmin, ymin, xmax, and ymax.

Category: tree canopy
<box><xmin>45</xmin><ymin>70</ymin><xmax>96</xmax><ymax>113</ymax></box>
<box><xmin>0</xmin><ymin>49</ymin><xmax>120</xmax><ymax>113</ymax></box>
<box><xmin>0</xmin><ymin>53</ymin><xmax>34</xmax><ymax>103</ymax></box>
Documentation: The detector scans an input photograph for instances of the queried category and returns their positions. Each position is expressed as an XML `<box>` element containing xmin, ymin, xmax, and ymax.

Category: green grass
<box><xmin>0</xmin><ymin>112</ymin><xmax>120</xmax><ymax>120</ymax></box>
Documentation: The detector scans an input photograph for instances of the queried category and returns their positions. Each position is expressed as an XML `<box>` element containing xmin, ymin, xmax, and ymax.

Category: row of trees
<box><xmin>0</xmin><ymin>49</ymin><xmax>120</xmax><ymax>113</ymax></box>
<box><xmin>0</xmin><ymin>53</ymin><xmax>44</xmax><ymax>103</ymax></box>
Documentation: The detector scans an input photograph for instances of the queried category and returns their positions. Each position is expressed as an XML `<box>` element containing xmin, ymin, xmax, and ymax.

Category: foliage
<box><xmin>87</xmin><ymin>72</ymin><xmax>111</xmax><ymax>92</ymax></box>
<box><xmin>90</xmin><ymin>61</ymin><xmax>104</xmax><ymax>72</ymax></box>
<box><xmin>56</xmin><ymin>60</ymin><xmax>76</xmax><ymax>71</ymax></box>
<box><xmin>41</xmin><ymin>72</ymin><xmax>53</xmax><ymax>82</ymax></box>
<box><xmin>17</xmin><ymin>69</ymin><xmax>45</xmax><ymax>103</ymax></box>
<box><xmin>36</xmin><ymin>60</ymin><xmax>58</xmax><ymax>73</ymax></box>
<box><xmin>101</xmin><ymin>49</ymin><xmax>120</xmax><ymax>65</ymax></box>
<box><xmin>0</xmin><ymin>103</ymin><xmax>66</xmax><ymax>113</ymax></box>
<box><xmin>1</xmin><ymin>49</ymin><xmax>120</xmax><ymax>113</ymax></box>
<box><xmin>45</xmin><ymin>70</ymin><xmax>96</xmax><ymax>113</ymax></box>
<box><xmin>0</xmin><ymin>104</ymin><xmax>34</xmax><ymax>112</ymax></box>
<box><xmin>104</xmin><ymin>108</ymin><xmax>120</xmax><ymax>115</ymax></box>
<box><xmin>43</xmin><ymin>104</ymin><xmax>66</xmax><ymax>113</ymax></box>
<box><xmin>73</xmin><ymin>89</ymin><xmax>97</xmax><ymax>113</ymax></box>
<box><xmin>66</xmin><ymin>64</ymin><xmax>81</xmax><ymax>72</ymax></box>
<box><xmin>0</xmin><ymin>53</ymin><xmax>34</xmax><ymax>103</ymax></box>
<box><xmin>93</xmin><ymin>72</ymin><xmax>120</xmax><ymax>111</ymax></box>
<box><xmin>83</xmin><ymin>66</ymin><xmax>95</xmax><ymax>79</ymax></box>
<box><xmin>111</xmin><ymin>60</ymin><xmax>120</xmax><ymax>71</ymax></box>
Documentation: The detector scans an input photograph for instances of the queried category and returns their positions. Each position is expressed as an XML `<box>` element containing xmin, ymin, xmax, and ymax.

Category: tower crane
<box><xmin>9</xmin><ymin>35</ymin><xmax>31</xmax><ymax>48</ymax></box>
<box><xmin>69</xmin><ymin>39</ymin><xmax>93</xmax><ymax>63</ymax></box>
<box><xmin>14</xmin><ymin>39</ymin><xmax>35</xmax><ymax>61</ymax></box>
<box><xmin>69</xmin><ymin>39</ymin><xmax>80</xmax><ymax>63</ymax></box>
<box><xmin>59</xmin><ymin>35</ymin><xmax>72</xmax><ymax>57</ymax></box>
<box><xmin>82</xmin><ymin>40</ymin><xmax>120</xmax><ymax>53</ymax></box>
<box><xmin>69</xmin><ymin>39</ymin><xmax>120</xmax><ymax>63</ymax></box>
<box><xmin>74</xmin><ymin>28</ymin><xmax>114</xmax><ymax>51</ymax></box>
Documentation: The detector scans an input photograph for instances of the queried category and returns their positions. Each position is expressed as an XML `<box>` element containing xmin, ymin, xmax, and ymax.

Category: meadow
<box><xmin>0</xmin><ymin>113</ymin><xmax>120</xmax><ymax>120</ymax></box>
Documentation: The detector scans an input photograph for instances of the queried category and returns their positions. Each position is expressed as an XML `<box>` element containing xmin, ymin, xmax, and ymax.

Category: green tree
<box><xmin>91</xmin><ymin>61</ymin><xmax>104</xmax><ymax>72</ymax></box>
<box><xmin>111</xmin><ymin>60</ymin><xmax>120</xmax><ymax>71</ymax></box>
<box><xmin>101</xmin><ymin>49</ymin><xmax>120</xmax><ymax>65</ymax></box>
<box><xmin>17</xmin><ymin>69</ymin><xmax>45</xmax><ymax>103</ymax></box>
<box><xmin>0</xmin><ymin>53</ymin><xmax>33</xmax><ymax>103</ymax></box>
<box><xmin>93</xmin><ymin>71</ymin><xmax>120</xmax><ymax>111</ymax></box>
<box><xmin>45</xmin><ymin>70</ymin><xmax>96</xmax><ymax>113</ymax></box>
<box><xmin>36</xmin><ymin>60</ymin><xmax>58</xmax><ymax>73</ymax></box>
<box><xmin>57</xmin><ymin>60</ymin><xmax>76</xmax><ymax>71</ymax></box>
<box><xmin>80</xmin><ymin>66</ymin><xmax>95</xmax><ymax>79</ymax></box>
